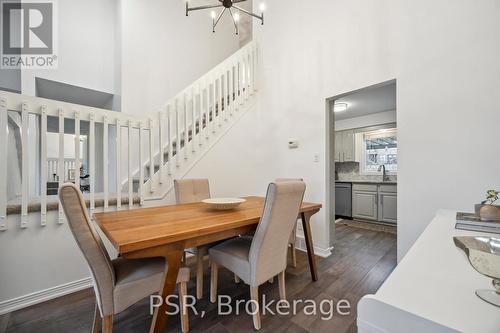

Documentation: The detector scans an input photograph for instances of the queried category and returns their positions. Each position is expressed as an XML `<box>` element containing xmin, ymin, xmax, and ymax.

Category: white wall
<box><xmin>120</xmin><ymin>0</ymin><xmax>241</xmax><ymax>115</ymax></box>
<box><xmin>257</xmin><ymin>0</ymin><xmax>500</xmax><ymax>260</ymax></box>
<box><xmin>21</xmin><ymin>0</ymin><xmax>119</xmax><ymax>96</ymax></box>
<box><xmin>187</xmin><ymin>0</ymin><xmax>500</xmax><ymax>260</ymax></box>
<box><xmin>335</xmin><ymin>110</ymin><xmax>396</xmax><ymax>131</ymax></box>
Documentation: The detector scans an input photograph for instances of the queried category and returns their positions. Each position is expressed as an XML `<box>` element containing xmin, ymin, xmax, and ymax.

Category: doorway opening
<box><xmin>326</xmin><ymin>80</ymin><xmax>397</xmax><ymax>247</ymax></box>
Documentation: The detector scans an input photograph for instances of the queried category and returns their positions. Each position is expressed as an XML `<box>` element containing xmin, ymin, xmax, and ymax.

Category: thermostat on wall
<box><xmin>288</xmin><ymin>139</ymin><xmax>299</xmax><ymax>149</ymax></box>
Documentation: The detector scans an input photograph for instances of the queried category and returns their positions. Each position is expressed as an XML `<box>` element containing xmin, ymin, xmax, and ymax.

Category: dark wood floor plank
<box><xmin>4</xmin><ymin>225</ymin><xmax>396</xmax><ymax>333</ymax></box>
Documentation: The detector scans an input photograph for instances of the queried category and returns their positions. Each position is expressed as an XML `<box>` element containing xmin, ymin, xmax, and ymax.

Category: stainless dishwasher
<box><xmin>335</xmin><ymin>182</ymin><xmax>352</xmax><ymax>218</ymax></box>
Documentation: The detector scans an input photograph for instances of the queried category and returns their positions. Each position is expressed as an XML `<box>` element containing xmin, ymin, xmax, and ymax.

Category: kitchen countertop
<box><xmin>335</xmin><ymin>180</ymin><xmax>397</xmax><ymax>185</ymax></box>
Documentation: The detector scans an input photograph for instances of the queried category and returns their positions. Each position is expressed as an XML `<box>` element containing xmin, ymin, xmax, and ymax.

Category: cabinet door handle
<box><xmin>343</xmin><ymin>152</ymin><xmax>345</xmax><ymax>162</ymax></box>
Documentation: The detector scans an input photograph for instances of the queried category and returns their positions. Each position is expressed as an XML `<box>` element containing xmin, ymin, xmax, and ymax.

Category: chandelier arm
<box><xmin>187</xmin><ymin>3</ymin><xmax>224</xmax><ymax>14</ymax></box>
<box><xmin>231</xmin><ymin>0</ymin><xmax>248</xmax><ymax>3</ymax></box>
<box><xmin>232</xmin><ymin>5</ymin><xmax>264</xmax><ymax>23</ymax></box>
<box><xmin>213</xmin><ymin>8</ymin><xmax>227</xmax><ymax>32</ymax></box>
<box><xmin>228</xmin><ymin>8</ymin><xmax>239</xmax><ymax>35</ymax></box>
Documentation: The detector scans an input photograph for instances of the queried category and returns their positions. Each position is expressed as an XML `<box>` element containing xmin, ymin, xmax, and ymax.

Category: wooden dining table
<box><xmin>94</xmin><ymin>196</ymin><xmax>322</xmax><ymax>333</ymax></box>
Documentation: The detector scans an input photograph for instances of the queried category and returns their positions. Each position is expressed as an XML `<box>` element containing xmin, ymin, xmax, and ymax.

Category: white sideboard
<box><xmin>358</xmin><ymin>210</ymin><xmax>500</xmax><ymax>333</ymax></box>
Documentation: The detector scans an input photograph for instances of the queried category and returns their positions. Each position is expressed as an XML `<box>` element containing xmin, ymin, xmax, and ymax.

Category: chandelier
<box><xmin>186</xmin><ymin>0</ymin><xmax>265</xmax><ymax>35</ymax></box>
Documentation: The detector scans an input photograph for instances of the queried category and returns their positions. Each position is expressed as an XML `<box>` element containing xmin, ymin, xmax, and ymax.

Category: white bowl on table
<box><xmin>202</xmin><ymin>198</ymin><xmax>246</xmax><ymax>211</ymax></box>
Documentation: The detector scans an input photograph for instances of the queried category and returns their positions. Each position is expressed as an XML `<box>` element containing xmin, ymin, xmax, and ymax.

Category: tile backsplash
<box><xmin>335</xmin><ymin>162</ymin><xmax>397</xmax><ymax>182</ymax></box>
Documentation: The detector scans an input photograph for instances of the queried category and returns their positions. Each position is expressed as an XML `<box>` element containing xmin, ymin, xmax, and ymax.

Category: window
<box><xmin>360</xmin><ymin>128</ymin><xmax>397</xmax><ymax>174</ymax></box>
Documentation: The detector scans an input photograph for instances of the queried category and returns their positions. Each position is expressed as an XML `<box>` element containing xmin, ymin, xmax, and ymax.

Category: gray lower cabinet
<box><xmin>378</xmin><ymin>185</ymin><xmax>397</xmax><ymax>224</ymax></box>
<box><xmin>352</xmin><ymin>184</ymin><xmax>397</xmax><ymax>224</ymax></box>
<box><xmin>352</xmin><ymin>184</ymin><xmax>378</xmax><ymax>221</ymax></box>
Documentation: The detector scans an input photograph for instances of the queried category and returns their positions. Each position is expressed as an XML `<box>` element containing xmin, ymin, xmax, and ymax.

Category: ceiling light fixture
<box><xmin>333</xmin><ymin>102</ymin><xmax>348</xmax><ymax>113</ymax></box>
<box><xmin>186</xmin><ymin>0</ymin><xmax>265</xmax><ymax>35</ymax></box>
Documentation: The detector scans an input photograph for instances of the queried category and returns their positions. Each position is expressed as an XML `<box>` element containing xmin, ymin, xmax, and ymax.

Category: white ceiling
<box><xmin>333</xmin><ymin>82</ymin><xmax>396</xmax><ymax>120</ymax></box>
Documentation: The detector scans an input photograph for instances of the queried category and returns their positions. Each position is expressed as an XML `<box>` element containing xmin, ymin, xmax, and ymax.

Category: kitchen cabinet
<box><xmin>334</xmin><ymin>130</ymin><xmax>355</xmax><ymax>162</ymax></box>
<box><xmin>352</xmin><ymin>183</ymin><xmax>397</xmax><ymax>224</ymax></box>
<box><xmin>352</xmin><ymin>184</ymin><xmax>378</xmax><ymax>221</ymax></box>
<box><xmin>378</xmin><ymin>185</ymin><xmax>397</xmax><ymax>224</ymax></box>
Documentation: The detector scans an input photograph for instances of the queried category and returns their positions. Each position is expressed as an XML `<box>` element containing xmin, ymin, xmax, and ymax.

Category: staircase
<box><xmin>0</xmin><ymin>41</ymin><xmax>258</xmax><ymax>230</ymax></box>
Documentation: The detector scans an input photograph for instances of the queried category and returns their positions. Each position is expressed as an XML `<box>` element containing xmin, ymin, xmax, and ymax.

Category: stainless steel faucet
<box><xmin>378</xmin><ymin>164</ymin><xmax>390</xmax><ymax>182</ymax></box>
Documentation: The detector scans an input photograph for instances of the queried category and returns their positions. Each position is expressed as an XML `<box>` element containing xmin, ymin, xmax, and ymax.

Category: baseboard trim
<box><xmin>0</xmin><ymin>277</ymin><xmax>93</xmax><ymax>315</ymax></box>
<box><xmin>295</xmin><ymin>235</ymin><xmax>333</xmax><ymax>258</ymax></box>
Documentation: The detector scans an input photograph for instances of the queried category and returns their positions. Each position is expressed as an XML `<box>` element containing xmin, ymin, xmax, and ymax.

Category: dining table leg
<box><xmin>150</xmin><ymin>246</ymin><xmax>185</xmax><ymax>333</ymax></box>
<box><xmin>301</xmin><ymin>211</ymin><xmax>318</xmax><ymax>281</ymax></box>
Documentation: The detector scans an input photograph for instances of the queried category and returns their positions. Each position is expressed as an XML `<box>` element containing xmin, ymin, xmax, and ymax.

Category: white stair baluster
<box><xmin>149</xmin><ymin>118</ymin><xmax>155</xmax><ymax>193</ymax></box>
<box><xmin>128</xmin><ymin>120</ymin><xmax>133</xmax><ymax>208</ymax></box>
<box><xmin>40</xmin><ymin>105</ymin><xmax>47</xmax><ymax>227</ymax></box>
<box><xmin>57</xmin><ymin>108</ymin><xmax>64</xmax><ymax>224</ymax></box>
<box><xmin>197</xmin><ymin>83</ymin><xmax>202</xmax><ymax>147</ymax></box>
<box><xmin>21</xmin><ymin>103</ymin><xmax>30</xmax><ymax>228</ymax></box>
<box><xmin>223</xmin><ymin>72</ymin><xmax>228</xmax><ymax>122</ymax></box>
<box><xmin>0</xmin><ymin>98</ymin><xmax>8</xmax><ymax>230</ymax></box>
<box><xmin>139</xmin><ymin>121</ymin><xmax>144</xmax><ymax>205</ymax></box>
<box><xmin>175</xmin><ymin>98</ymin><xmax>181</xmax><ymax>167</ymax></box>
<box><xmin>204</xmin><ymin>78</ymin><xmax>209</xmax><ymax>140</ymax></box>
<box><xmin>159</xmin><ymin>111</ymin><xmax>165</xmax><ymax>183</ymax></box>
<box><xmin>103</xmin><ymin>116</ymin><xmax>109</xmax><ymax>209</ymax></box>
<box><xmin>228</xmin><ymin>66</ymin><xmax>234</xmax><ymax>117</ymax></box>
<box><xmin>89</xmin><ymin>112</ymin><xmax>95</xmax><ymax>214</ymax></box>
<box><xmin>167</xmin><ymin>105</ymin><xmax>173</xmax><ymax>176</ymax></box>
<box><xmin>191</xmin><ymin>87</ymin><xmax>196</xmax><ymax>153</ymax></box>
<box><xmin>74</xmin><ymin>111</ymin><xmax>80</xmax><ymax>189</ymax></box>
<box><xmin>218</xmin><ymin>73</ymin><xmax>223</xmax><ymax>127</ymax></box>
<box><xmin>212</xmin><ymin>77</ymin><xmax>216</xmax><ymax>133</ymax></box>
<box><xmin>183</xmin><ymin>93</ymin><xmax>188</xmax><ymax>160</ymax></box>
<box><xmin>116</xmin><ymin>119</ymin><xmax>121</xmax><ymax>209</ymax></box>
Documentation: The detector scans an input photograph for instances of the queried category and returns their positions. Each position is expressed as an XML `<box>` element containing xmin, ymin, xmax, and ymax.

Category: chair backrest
<box><xmin>276</xmin><ymin>178</ymin><xmax>303</xmax><ymax>182</ymax></box>
<box><xmin>174</xmin><ymin>179</ymin><xmax>211</xmax><ymax>204</ymax></box>
<box><xmin>249</xmin><ymin>181</ymin><xmax>306</xmax><ymax>286</ymax></box>
<box><xmin>58</xmin><ymin>183</ymin><xmax>115</xmax><ymax>316</ymax></box>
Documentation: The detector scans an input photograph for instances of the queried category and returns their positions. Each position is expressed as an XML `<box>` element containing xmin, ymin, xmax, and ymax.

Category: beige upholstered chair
<box><xmin>174</xmin><ymin>179</ymin><xmax>215</xmax><ymax>300</ymax></box>
<box><xmin>209</xmin><ymin>181</ymin><xmax>306</xmax><ymax>330</ymax></box>
<box><xmin>59</xmin><ymin>183</ymin><xmax>191</xmax><ymax>333</ymax></box>
<box><xmin>275</xmin><ymin>178</ymin><xmax>304</xmax><ymax>268</ymax></box>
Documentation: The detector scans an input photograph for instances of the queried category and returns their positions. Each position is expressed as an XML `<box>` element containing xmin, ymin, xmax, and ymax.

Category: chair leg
<box><xmin>196</xmin><ymin>247</ymin><xmax>208</xmax><ymax>300</ymax></box>
<box><xmin>250</xmin><ymin>286</ymin><xmax>261</xmax><ymax>330</ymax></box>
<box><xmin>102</xmin><ymin>315</ymin><xmax>113</xmax><ymax>333</ymax></box>
<box><xmin>182</xmin><ymin>251</ymin><xmax>187</xmax><ymax>264</ymax></box>
<box><xmin>92</xmin><ymin>303</ymin><xmax>101</xmax><ymax>333</ymax></box>
<box><xmin>278</xmin><ymin>271</ymin><xmax>286</xmax><ymax>300</ymax></box>
<box><xmin>291</xmin><ymin>244</ymin><xmax>297</xmax><ymax>268</ymax></box>
<box><xmin>234</xmin><ymin>274</ymin><xmax>241</xmax><ymax>283</ymax></box>
<box><xmin>210</xmin><ymin>261</ymin><xmax>218</xmax><ymax>303</ymax></box>
<box><xmin>179</xmin><ymin>281</ymin><xmax>189</xmax><ymax>333</ymax></box>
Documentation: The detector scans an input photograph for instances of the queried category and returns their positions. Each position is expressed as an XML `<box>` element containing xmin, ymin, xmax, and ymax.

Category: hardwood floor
<box><xmin>1</xmin><ymin>224</ymin><xmax>396</xmax><ymax>333</ymax></box>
